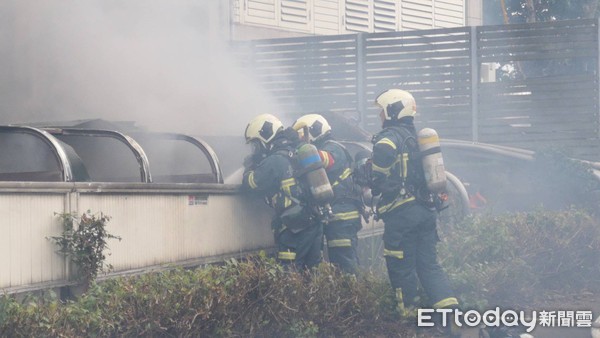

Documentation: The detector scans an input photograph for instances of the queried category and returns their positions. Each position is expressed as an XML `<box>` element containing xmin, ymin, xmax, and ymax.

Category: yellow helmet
<box><xmin>244</xmin><ymin>114</ymin><xmax>284</xmax><ymax>147</ymax></box>
<box><xmin>375</xmin><ymin>89</ymin><xmax>416</xmax><ymax>121</ymax></box>
<box><xmin>292</xmin><ymin>114</ymin><xmax>332</xmax><ymax>143</ymax></box>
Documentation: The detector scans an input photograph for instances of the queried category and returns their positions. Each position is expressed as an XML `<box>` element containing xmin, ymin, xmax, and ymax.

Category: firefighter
<box><xmin>292</xmin><ymin>114</ymin><xmax>362</xmax><ymax>274</ymax></box>
<box><xmin>242</xmin><ymin>114</ymin><xmax>323</xmax><ymax>270</ymax></box>
<box><xmin>369</xmin><ymin>89</ymin><xmax>459</xmax><ymax>322</ymax></box>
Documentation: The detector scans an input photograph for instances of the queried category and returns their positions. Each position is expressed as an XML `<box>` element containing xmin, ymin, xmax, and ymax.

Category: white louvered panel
<box><xmin>313</xmin><ymin>0</ymin><xmax>341</xmax><ymax>34</ymax></box>
<box><xmin>434</xmin><ymin>0</ymin><xmax>465</xmax><ymax>27</ymax></box>
<box><xmin>243</xmin><ymin>0</ymin><xmax>277</xmax><ymax>26</ymax></box>
<box><xmin>402</xmin><ymin>0</ymin><xmax>433</xmax><ymax>12</ymax></box>
<box><xmin>435</xmin><ymin>0</ymin><xmax>463</xmax><ymax>12</ymax></box>
<box><xmin>373</xmin><ymin>0</ymin><xmax>397</xmax><ymax>32</ymax></box>
<box><xmin>314</xmin><ymin>0</ymin><xmax>339</xmax><ymax>10</ymax></box>
<box><xmin>0</xmin><ymin>194</ymin><xmax>66</xmax><ymax>290</ymax></box>
<box><xmin>401</xmin><ymin>0</ymin><xmax>433</xmax><ymax>30</ymax></box>
<box><xmin>344</xmin><ymin>0</ymin><xmax>371</xmax><ymax>33</ymax></box>
<box><xmin>233</xmin><ymin>0</ymin><xmax>242</xmax><ymax>23</ymax></box>
<box><xmin>280</xmin><ymin>0</ymin><xmax>310</xmax><ymax>32</ymax></box>
<box><xmin>434</xmin><ymin>11</ymin><xmax>465</xmax><ymax>27</ymax></box>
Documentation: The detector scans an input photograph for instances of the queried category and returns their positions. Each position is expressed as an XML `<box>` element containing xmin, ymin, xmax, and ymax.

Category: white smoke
<box><xmin>0</xmin><ymin>0</ymin><xmax>280</xmax><ymax>136</ymax></box>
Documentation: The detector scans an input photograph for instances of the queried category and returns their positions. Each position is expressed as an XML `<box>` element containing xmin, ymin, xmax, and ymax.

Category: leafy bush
<box><xmin>0</xmin><ymin>254</ymin><xmax>412</xmax><ymax>337</ymax></box>
<box><xmin>440</xmin><ymin>207</ymin><xmax>600</xmax><ymax>310</ymax></box>
<box><xmin>48</xmin><ymin>211</ymin><xmax>121</xmax><ymax>284</ymax></box>
<box><xmin>530</xmin><ymin>150</ymin><xmax>600</xmax><ymax>215</ymax></box>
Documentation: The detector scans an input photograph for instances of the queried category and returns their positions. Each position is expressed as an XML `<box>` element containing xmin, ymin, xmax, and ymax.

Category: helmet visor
<box><xmin>297</xmin><ymin>127</ymin><xmax>309</xmax><ymax>142</ymax></box>
<box><xmin>249</xmin><ymin>139</ymin><xmax>266</xmax><ymax>155</ymax></box>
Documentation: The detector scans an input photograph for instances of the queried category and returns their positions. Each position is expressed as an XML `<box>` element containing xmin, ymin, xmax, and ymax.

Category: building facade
<box><xmin>230</xmin><ymin>0</ymin><xmax>483</xmax><ymax>39</ymax></box>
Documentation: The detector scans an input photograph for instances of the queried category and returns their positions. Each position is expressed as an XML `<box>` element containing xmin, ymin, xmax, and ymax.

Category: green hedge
<box><xmin>440</xmin><ymin>207</ymin><xmax>600</xmax><ymax>310</ymax></box>
<box><xmin>0</xmin><ymin>254</ymin><xmax>410</xmax><ymax>337</ymax></box>
<box><xmin>1</xmin><ymin>208</ymin><xmax>598</xmax><ymax>336</ymax></box>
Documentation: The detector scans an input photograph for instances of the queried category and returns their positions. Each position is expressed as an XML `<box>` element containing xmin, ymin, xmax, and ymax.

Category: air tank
<box><xmin>296</xmin><ymin>143</ymin><xmax>334</xmax><ymax>203</ymax></box>
<box><xmin>417</xmin><ymin>128</ymin><xmax>447</xmax><ymax>193</ymax></box>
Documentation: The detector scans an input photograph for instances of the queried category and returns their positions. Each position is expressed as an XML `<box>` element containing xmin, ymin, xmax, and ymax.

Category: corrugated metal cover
<box><xmin>78</xmin><ymin>193</ymin><xmax>273</xmax><ymax>273</ymax></box>
<box><xmin>0</xmin><ymin>194</ymin><xmax>66</xmax><ymax>289</ymax></box>
<box><xmin>0</xmin><ymin>187</ymin><xmax>278</xmax><ymax>293</ymax></box>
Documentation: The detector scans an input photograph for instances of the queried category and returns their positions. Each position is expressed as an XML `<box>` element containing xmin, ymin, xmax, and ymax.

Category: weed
<box><xmin>48</xmin><ymin>211</ymin><xmax>121</xmax><ymax>287</ymax></box>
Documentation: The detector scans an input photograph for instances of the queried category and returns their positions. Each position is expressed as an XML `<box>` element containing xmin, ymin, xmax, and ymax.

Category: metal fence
<box><xmin>232</xmin><ymin>19</ymin><xmax>600</xmax><ymax>161</ymax></box>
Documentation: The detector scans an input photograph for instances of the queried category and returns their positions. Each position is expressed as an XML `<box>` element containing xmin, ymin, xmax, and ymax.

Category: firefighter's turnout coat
<box><xmin>370</xmin><ymin>119</ymin><xmax>458</xmax><ymax>314</ymax></box>
<box><xmin>242</xmin><ymin>132</ymin><xmax>322</xmax><ymax>269</ymax></box>
<box><xmin>314</xmin><ymin>136</ymin><xmax>361</xmax><ymax>274</ymax></box>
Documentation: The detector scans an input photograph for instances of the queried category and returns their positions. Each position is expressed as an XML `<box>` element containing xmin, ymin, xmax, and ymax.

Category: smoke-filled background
<box><xmin>0</xmin><ymin>0</ymin><xmax>280</xmax><ymax>136</ymax></box>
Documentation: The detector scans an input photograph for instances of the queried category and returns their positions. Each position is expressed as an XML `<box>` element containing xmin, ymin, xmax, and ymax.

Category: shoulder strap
<box><xmin>387</xmin><ymin>126</ymin><xmax>414</xmax><ymax>145</ymax></box>
<box><xmin>383</xmin><ymin>126</ymin><xmax>420</xmax><ymax>187</ymax></box>
<box><xmin>387</xmin><ymin>126</ymin><xmax>421</xmax><ymax>158</ymax></box>
<box><xmin>272</xmin><ymin>148</ymin><xmax>295</xmax><ymax>160</ymax></box>
<box><xmin>269</xmin><ymin>149</ymin><xmax>298</xmax><ymax>178</ymax></box>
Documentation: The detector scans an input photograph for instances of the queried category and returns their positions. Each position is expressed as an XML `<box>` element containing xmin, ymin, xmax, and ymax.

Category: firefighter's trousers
<box><xmin>324</xmin><ymin>202</ymin><xmax>361</xmax><ymax>274</ymax></box>
<box><xmin>381</xmin><ymin>202</ymin><xmax>457</xmax><ymax>314</ymax></box>
<box><xmin>273</xmin><ymin>218</ymin><xmax>323</xmax><ymax>270</ymax></box>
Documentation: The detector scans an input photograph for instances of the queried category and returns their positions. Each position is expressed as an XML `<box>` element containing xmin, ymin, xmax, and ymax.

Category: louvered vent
<box><xmin>233</xmin><ymin>0</ymin><xmax>466</xmax><ymax>35</ymax></box>
<box><xmin>244</xmin><ymin>0</ymin><xmax>277</xmax><ymax>26</ymax></box>
<box><xmin>280</xmin><ymin>0</ymin><xmax>310</xmax><ymax>30</ymax></box>
<box><xmin>434</xmin><ymin>0</ymin><xmax>465</xmax><ymax>28</ymax></box>
<box><xmin>233</xmin><ymin>0</ymin><xmax>241</xmax><ymax>23</ymax></box>
<box><xmin>402</xmin><ymin>0</ymin><xmax>433</xmax><ymax>30</ymax></box>
<box><xmin>373</xmin><ymin>0</ymin><xmax>397</xmax><ymax>32</ymax></box>
<box><xmin>313</xmin><ymin>0</ymin><xmax>341</xmax><ymax>35</ymax></box>
<box><xmin>345</xmin><ymin>0</ymin><xmax>370</xmax><ymax>32</ymax></box>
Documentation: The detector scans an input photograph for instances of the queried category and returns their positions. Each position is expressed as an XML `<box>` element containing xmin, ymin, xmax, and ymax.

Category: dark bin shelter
<box><xmin>0</xmin><ymin>126</ymin><xmax>89</xmax><ymax>182</ymax></box>
<box><xmin>3</xmin><ymin>119</ymin><xmax>223</xmax><ymax>184</ymax></box>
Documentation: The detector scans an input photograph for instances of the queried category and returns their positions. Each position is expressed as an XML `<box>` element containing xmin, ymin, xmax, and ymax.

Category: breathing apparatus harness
<box><xmin>271</xmin><ymin>135</ymin><xmax>334</xmax><ymax>231</ymax></box>
<box><xmin>369</xmin><ymin>123</ymin><xmax>448</xmax><ymax>219</ymax></box>
<box><xmin>320</xmin><ymin>138</ymin><xmax>371</xmax><ymax>223</ymax></box>
<box><xmin>370</xmin><ymin>125</ymin><xmax>413</xmax><ymax>218</ymax></box>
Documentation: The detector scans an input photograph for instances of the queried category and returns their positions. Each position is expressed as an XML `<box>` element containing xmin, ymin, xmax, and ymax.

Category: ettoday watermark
<box><xmin>417</xmin><ymin>307</ymin><xmax>595</xmax><ymax>333</ymax></box>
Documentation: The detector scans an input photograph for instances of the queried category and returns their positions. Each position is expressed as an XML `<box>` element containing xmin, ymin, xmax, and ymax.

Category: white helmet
<box><xmin>375</xmin><ymin>89</ymin><xmax>416</xmax><ymax>121</ymax></box>
<box><xmin>244</xmin><ymin>114</ymin><xmax>284</xmax><ymax>147</ymax></box>
<box><xmin>292</xmin><ymin>114</ymin><xmax>332</xmax><ymax>143</ymax></box>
